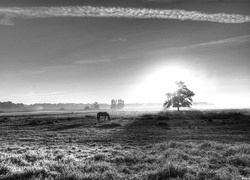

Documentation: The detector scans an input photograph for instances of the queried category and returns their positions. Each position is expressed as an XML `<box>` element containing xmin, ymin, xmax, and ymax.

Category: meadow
<box><xmin>0</xmin><ymin>109</ymin><xmax>250</xmax><ymax>180</ymax></box>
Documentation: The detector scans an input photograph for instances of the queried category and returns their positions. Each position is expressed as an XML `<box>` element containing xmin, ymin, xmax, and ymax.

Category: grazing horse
<box><xmin>97</xmin><ymin>112</ymin><xmax>110</xmax><ymax>122</ymax></box>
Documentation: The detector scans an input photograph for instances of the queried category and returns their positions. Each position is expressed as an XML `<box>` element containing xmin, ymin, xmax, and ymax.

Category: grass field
<box><xmin>0</xmin><ymin>110</ymin><xmax>250</xmax><ymax>179</ymax></box>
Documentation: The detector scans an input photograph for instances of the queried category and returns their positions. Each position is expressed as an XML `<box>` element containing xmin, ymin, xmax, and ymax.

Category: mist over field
<box><xmin>0</xmin><ymin>0</ymin><xmax>250</xmax><ymax>179</ymax></box>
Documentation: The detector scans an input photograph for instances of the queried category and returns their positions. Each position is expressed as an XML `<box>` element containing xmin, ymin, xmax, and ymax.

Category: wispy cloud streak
<box><xmin>149</xmin><ymin>35</ymin><xmax>250</xmax><ymax>54</ymax></box>
<box><xmin>75</xmin><ymin>59</ymin><xmax>111</xmax><ymax>64</ymax></box>
<box><xmin>0</xmin><ymin>6</ymin><xmax>250</xmax><ymax>25</ymax></box>
<box><xmin>184</xmin><ymin>34</ymin><xmax>250</xmax><ymax>49</ymax></box>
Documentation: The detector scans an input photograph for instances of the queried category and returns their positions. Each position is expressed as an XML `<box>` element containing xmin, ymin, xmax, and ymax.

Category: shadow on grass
<box><xmin>108</xmin><ymin>110</ymin><xmax>250</xmax><ymax>145</ymax></box>
<box><xmin>108</xmin><ymin>112</ymin><xmax>169</xmax><ymax>145</ymax></box>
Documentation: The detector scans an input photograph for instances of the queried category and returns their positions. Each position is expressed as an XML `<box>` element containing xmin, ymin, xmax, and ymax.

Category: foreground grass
<box><xmin>1</xmin><ymin>110</ymin><xmax>250</xmax><ymax>179</ymax></box>
<box><xmin>1</xmin><ymin>141</ymin><xmax>250</xmax><ymax>180</ymax></box>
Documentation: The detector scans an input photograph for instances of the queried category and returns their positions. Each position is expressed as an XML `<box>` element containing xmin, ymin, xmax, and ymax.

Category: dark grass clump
<box><xmin>0</xmin><ymin>165</ymin><xmax>9</xmax><ymax>175</ymax></box>
<box><xmin>93</xmin><ymin>153</ymin><xmax>107</xmax><ymax>161</ymax></box>
<box><xmin>0</xmin><ymin>117</ymin><xmax>9</xmax><ymax>122</ymax></box>
<box><xmin>28</xmin><ymin>120</ymin><xmax>41</xmax><ymax>126</ymax></box>
<box><xmin>228</xmin><ymin>154</ymin><xmax>250</xmax><ymax>167</ymax></box>
<box><xmin>155</xmin><ymin>121</ymin><xmax>168</xmax><ymax>126</ymax></box>
<box><xmin>200</xmin><ymin>111</ymin><xmax>250</xmax><ymax>122</ymax></box>
<box><xmin>139</xmin><ymin>114</ymin><xmax>155</xmax><ymax>120</ymax></box>
<box><xmin>85</xmin><ymin>115</ymin><xmax>96</xmax><ymax>119</ymax></box>
<box><xmin>2</xmin><ymin>169</ymin><xmax>50</xmax><ymax>180</ymax></box>
<box><xmin>155</xmin><ymin>121</ymin><xmax>169</xmax><ymax>129</ymax></box>
<box><xmin>156</xmin><ymin>115</ymin><xmax>170</xmax><ymax>121</ymax></box>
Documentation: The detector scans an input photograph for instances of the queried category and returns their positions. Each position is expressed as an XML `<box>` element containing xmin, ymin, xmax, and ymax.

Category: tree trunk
<box><xmin>177</xmin><ymin>106</ymin><xmax>180</xmax><ymax>111</ymax></box>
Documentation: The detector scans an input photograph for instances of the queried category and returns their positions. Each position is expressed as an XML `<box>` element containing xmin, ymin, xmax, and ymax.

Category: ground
<box><xmin>0</xmin><ymin>109</ymin><xmax>250</xmax><ymax>179</ymax></box>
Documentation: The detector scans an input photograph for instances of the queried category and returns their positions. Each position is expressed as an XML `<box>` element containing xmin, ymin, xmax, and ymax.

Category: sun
<box><xmin>130</xmin><ymin>65</ymin><xmax>199</xmax><ymax>103</ymax></box>
<box><xmin>146</xmin><ymin>66</ymin><xmax>190</xmax><ymax>91</ymax></box>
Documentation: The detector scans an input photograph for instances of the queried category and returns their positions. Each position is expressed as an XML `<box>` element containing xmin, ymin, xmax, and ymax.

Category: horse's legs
<box><xmin>97</xmin><ymin>115</ymin><xmax>100</xmax><ymax>124</ymax></box>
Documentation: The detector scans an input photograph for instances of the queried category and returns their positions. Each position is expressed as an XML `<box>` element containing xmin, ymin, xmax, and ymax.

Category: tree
<box><xmin>84</xmin><ymin>106</ymin><xmax>91</xmax><ymax>111</ymax></box>
<box><xmin>111</xmin><ymin>99</ymin><xmax>117</xmax><ymax>110</ymax></box>
<box><xmin>111</xmin><ymin>99</ymin><xmax>125</xmax><ymax>110</ymax></box>
<box><xmin>92</xmin><ymin>102</ymin><xmax>100</xmax><ymax>110</ymax></box>
<box><xmin>163</xmin><ymin>81</ymin><xmax>195</xmax><ymax>111</ymax></box>
<box><xmin>0</xmin><ymin>101</ymin><xmax>25</xmax><ymax>109</ymax></box>
<box><xmin>117</xmin><ymin>99</ymin><xmax>125</xmax><ymax>109</ymax></box>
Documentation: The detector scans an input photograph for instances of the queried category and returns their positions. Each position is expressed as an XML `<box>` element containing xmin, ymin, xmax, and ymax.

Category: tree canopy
<box><xmin>111</xmin><ymin>99</ymin><xmax>125</xmax><ymax>110</ymax></box>
<box><xmin>93</xmin><ymin>102</ymin><xmax>100</xmax><ymax>110</ymax></box>
<box><xmin>163</xmin><ymin>81</ymin><xmax>195</xmax><ymax>111</ymax></box>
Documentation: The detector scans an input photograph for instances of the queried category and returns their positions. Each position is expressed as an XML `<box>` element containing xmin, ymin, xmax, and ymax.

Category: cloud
<box><xmin>3</xmin><ymin>64</ymin><xmax>77</xmax><ymax>77</ymax></box>
<box><xmin>75</xmin><ymin>59</ymin><xmax>111</xmax><ymax>64</ymax></box>
<box><xmin>0</xmin><ymin>14</ymin><xmax>14</xmax><ymax>25</ymax></box>
<box><xmin>145</xmin><ymin>34</ymin><xmax>250</xmax><ymax>55</ymax></box>
<box><xmin>181</xmin><ymin>34</ymin><xmax>250</xmax><ymax>49</ymax></box>
<box><xmin>111</xmin><ymin>37</ymin><xmax>128</xmax><ymax>42</ymax></box>
<box><xmin>2</xmin><ymin>60</ymin><xmax>114</xmax><ymax>78</ymax></box>
<box><xmin>0</xmin><ymin>6</ymin><xmax>250</xmax><ymax>25</ymax></box>
<box><xmin>146</xmin><ymin>0</ymin><xmax>176</xmax><ymax>2</ymax></box>
<box><xmin>4</xmin><ymin>69</ymin><xmax>48</xmax><ymax>77</ymax></box>
<box><xmin>1</xmin><ymin>91</ymin><xmax>78</xmax><ymax>100</ymax></box>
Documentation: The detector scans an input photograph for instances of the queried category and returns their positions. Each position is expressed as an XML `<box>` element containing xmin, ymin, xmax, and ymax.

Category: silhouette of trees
<box><xmin>92</xmin><ymin>102</ymin><xmax>100</xmax><ymax>110</ymax></box>
<box><xmin>163</xmin><ymin>81</ymin><xmax>195</xmax><ymax>111</ymax></box>
<box><xmin>0</xmin><ymin>101</ymin><xmax>25</xmax><ymax>109</ymax></box>
<box><xmin>84</xmin><ymin>106</ymin><xmax>91</xmax><ymax>111</ymax></box>
<box><xmin>111</xmin><ymin>99</ymin><xmax>125</xmax><ymax>110</ymax></box>
<box><xmin>118</xmin><ymin>99</ymin><xmax>125</xmax><ymax>109</ymax></box>
<box><xmin>111</xmin><ymin>99</ymin><xmax>117</xmax><ymax>110</ymax></box>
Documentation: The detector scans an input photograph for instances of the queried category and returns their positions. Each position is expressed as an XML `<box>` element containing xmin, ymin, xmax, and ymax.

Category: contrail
<box><xmin>0</xmin><ymin>6</ymin><xmax>250</xmax><ymax>25</ymax></box>
<box><xmin>183</xmin><ymin>34</ymin><xmax>250</xmax><ymax>49</ymax></box>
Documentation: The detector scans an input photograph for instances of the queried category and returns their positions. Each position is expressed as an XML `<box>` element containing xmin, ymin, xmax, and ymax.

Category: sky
<box><xmin>0</xmin><ymin>0</ymin><xmax>250</xmax><ymax>108</ymax></box>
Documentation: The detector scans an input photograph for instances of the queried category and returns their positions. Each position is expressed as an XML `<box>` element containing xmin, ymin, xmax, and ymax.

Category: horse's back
<box><xmin>97</xmin><ymin>112</ymin><xmax>109</xmax><ymax>116</ymax></box>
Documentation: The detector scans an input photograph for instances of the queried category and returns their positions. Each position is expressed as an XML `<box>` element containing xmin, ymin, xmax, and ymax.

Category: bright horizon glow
<box><xmin>126</xmin><ymin>65</ymin><xmax>250</xmax><ymax>109</ymax></box>
<box><xmin>128</xmin><ymin>65</ymin><xmax>206</xmax><ymax>104</ymax></box>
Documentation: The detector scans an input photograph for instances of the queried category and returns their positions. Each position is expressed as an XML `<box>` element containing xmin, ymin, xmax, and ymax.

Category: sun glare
<box><xmin>130</xmin><ymin>65</ymin><xmax>203</xmax><ymax>103</ymax></box>
<box><xmin>147</xmin><ymin>66</ymin><xmax>190</xmax><ymax>91</ymax></box>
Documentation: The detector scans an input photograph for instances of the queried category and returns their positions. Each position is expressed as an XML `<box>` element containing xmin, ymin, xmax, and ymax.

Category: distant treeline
<box><xmin>0</xmin><ymin>101</ymin><xmax>110</xmax><ymax>111</ymax></box>
<box><xmin>30</xmin><ymin>103</ymin><xmax>109</xmax><ymax>110</ymax></box>
<box><xmin>0</xmin><ymin>101</ymin><xmax>214</xmax><ymax>112</ymax></box>
<box><xmin>0</xmin><ymin>101</ymin><xmax>25</xmax><ymax>109</ymax></box>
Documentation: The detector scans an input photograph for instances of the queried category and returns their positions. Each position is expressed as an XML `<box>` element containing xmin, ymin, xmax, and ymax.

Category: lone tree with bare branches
<box><xmin>163</xmin><ymin>81</ymin><xmax>195</xmax><ymax>111</ymax></box>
